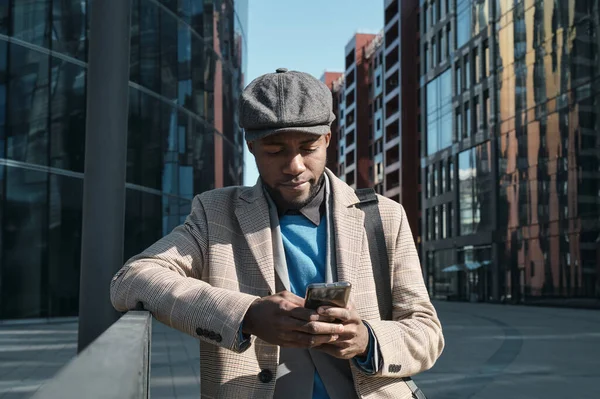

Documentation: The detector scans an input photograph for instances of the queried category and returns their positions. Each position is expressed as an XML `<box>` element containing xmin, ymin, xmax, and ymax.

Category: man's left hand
<box><xmin>313</xmin><ymin>303</ymin><xmax>370</xmax><ymax>360</ymax></box>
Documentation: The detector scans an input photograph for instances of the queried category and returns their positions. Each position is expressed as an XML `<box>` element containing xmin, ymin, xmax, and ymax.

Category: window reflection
<box><xmin>459</xmin><ymin>142</ymin><xmax>492</xmax><ymax>235</ymax></box>
<box><xmin>7</xmin><ymin>43</ymin><xmax>50</xmax><ymax>166</ymax></box>
<box><xmin>51</xmin><ymin>0</ymin><xmax>87</xmax><ymax>61</ymax></box>
<box><xmin>1</xmin><ymin>168</ymin><xmax>48</xmax><ymax>319</ymax></box>
<box><xmin>49</xmin><ymin>58</ymin><xmax>86</xmax><ymax>172</ymax></box>
<box><xmin>426</xmin><ymin>69</ymin><xmax>452</xmax><ymax>155</ymax></box>
<box><xmin>11</xmin><ymin>0</ymin><xmax>50</xmax><ymax>48</ymax></box>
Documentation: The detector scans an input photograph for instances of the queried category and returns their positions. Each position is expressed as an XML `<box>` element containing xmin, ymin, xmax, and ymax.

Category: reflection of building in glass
<box><xmin>421</xmin><ymin>0</ymin><xmax>599</xmax><ymax>303</ymax></box>
<box><xmin>0</xmin><ymin>0</ymin><xmax>248</xmax><ymax>320</ymax></box>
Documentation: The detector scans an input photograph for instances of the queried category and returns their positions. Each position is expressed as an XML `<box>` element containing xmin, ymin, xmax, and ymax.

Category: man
<box><xmin>111</xmin><ymin>68</ymin><xmax>444</xmax><ymax>398</ymax></box>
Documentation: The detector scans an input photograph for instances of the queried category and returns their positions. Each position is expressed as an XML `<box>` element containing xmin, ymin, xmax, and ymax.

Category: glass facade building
<box><xmin>421</xmin><ymin>0</ymin><xmax>600</xmax><ymax>303</ymax></box>
<box><xmin>0</xmin><ymin>0</ymin><xmax>248</xmax><ymax>320</ymax></box>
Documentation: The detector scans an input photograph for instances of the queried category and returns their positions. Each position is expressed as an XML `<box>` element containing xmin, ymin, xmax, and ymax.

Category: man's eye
<box><xmin>265</xmin><ymin>149</ymin><xmax>282</xmax><ymax>155</ymax></box>
<box><xmin>303</xmin><ymin>148</ymin><xmax>317</xmax><ymax>153</ymax></box>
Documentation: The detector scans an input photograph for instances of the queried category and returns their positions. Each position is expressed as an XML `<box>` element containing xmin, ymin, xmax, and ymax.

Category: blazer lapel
<box><xmin>235</xmin><ymin>183</ymin><xmax>276</xmax><ymax>295</ymax></box>
<box><xmin>326</xmin><ymin>170</ymin><xmax>365</xmax><ymax>288</ymax></box>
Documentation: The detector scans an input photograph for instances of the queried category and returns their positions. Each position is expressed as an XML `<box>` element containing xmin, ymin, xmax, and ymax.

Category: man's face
<box><xmin>248</xmin><ymin>131</ymin><xmax>331</xmax><ymax>209</ymax></box>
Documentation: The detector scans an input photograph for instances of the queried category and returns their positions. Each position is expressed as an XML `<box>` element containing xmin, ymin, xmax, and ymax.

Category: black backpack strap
<box><xmin>354</xmin><ymin>188</ymin><xmax>392</xmax><ymax>321</ymax></box>
<box><xmin>355</xmin><ymin>188</ymin><xmax>427</xmax><ymax>399</ymax></box>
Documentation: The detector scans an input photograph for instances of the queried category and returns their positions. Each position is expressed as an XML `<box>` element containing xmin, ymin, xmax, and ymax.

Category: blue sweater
<box><xmin>280</xmin><ymin>213</ymin><xmax>375</xmax><ymax>399</ymax></box>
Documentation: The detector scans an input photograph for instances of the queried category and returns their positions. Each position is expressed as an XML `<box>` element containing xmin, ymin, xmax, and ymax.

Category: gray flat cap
<box><xmin>239</xmin><ymin>68</ymin><xmax>336</xmax><ymax>142</ymax></box>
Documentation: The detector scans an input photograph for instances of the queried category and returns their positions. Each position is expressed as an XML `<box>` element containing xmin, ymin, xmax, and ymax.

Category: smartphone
<box><xmin>304</xmin><ymin>282</ymin><xmax>352</xmax><ymax>310</ymax></box>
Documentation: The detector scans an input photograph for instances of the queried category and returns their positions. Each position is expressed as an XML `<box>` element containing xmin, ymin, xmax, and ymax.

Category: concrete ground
<box><xmin>1</xmin><ymin>301</ymin><xmax>599</xmax><ymax>398</ymax></box>
<box><xmin>415</xmin><ymin>301</ymin><xmax>600</xmax><ymax>399</ymax></box>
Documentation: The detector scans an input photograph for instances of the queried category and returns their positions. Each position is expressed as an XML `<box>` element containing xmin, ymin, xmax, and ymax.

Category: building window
<box><xmin>424</xmin><ymin>167</ymin><xmax>429</xmax><ymax>198</ymax></box>
<box><xmin>459</xmin><ymin>142</ymin><xmax>492</xmax><ymax>235</ymax></box>
<box><xmin>376</xmin><ymin>118</ymin><xmax>381</xmax><ymax>131</ymax></box>
<box><xmin>441</xmin><ymin>204</ymin><xmax>447</xmax><ymax>239</ymax></box>
<box><xmin>455</xmin><ymin>108</ymin><xmax>461</xmax><ymax>141</ymax></box>
<box><xmin>440</xmin><ymin>161</ymin><xmax>446</xmax><ymax>192</ymax></box>
<box><xmin>447</xmin><ymin>202</ymin><xmax>453</xmax><ymax>237</ymax></box>
<box><xmin>376</xmin><ymin>75</ymin><xmax>381</xmax><ymax>87</ymax></box>
<box><xmin>474</xmin><ymin>96</ymin><xmax>479</xmax><ymax>131</ymax></box>
<box><xmin>473</xmin><ymin>48</ymin><xmax>480</xmax><ymax>83</ymax></box>
<box><xmin>484</xmin><ymin>90</ymin><xmax>490</xmax><ymax>128</ymax></box>
<box><xmin>431</xmin><ymin>38</ymin><xmax>437</xmax><ymax>68</ymax></box>
<box><xmin>423</xmin><ymin>44</ymin><xmax>428</xmax><ymax>75</ymax></box>
<box><xmin>426</xmin><ymin>69</ymin><xmax>452</xmax><ymax>155</ymax></box>
<box><xmin>433</xmin><ymin>166</ymin><xmax>439</xmax><ymax>196</ymax></box>
<box><xmin>464</xmin><ymin>56</ymin><xmax>470</xmax><ymax>90</ymax></box>
<box><xmin>433</xmin><ymin>206</ymin><xmax>439</xmax><ymax>240</ymax></box>
<box><xmin>464</xmin><ymin>101</ymin><xmax>470</xmax><ymax>138</ymax></box>
<box><xmin>483</xmin><ymin>40</ymin><xmax>489</xmax><ymax>79</ymax></box>
<box><xmin>456</xmin><ymin>65</ymin><xmax>461</xmax><ymax>93</ymax></box>
<box><xmin>448</xmin><ymin>157</ymin><xmax>454</xmax><ymax>191</ymax></box>
<box><xmin>440</xmin><ymin>31</ymin><xmax>446</xmax><ymax>62</ymax></box>
<box><xmin>456</xmin><ymin>0</ymin><xmax>471</xmax><ymax>49</ymax></box>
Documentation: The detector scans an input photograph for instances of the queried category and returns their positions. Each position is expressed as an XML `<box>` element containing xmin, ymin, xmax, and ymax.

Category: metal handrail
<box><xmin>32</xmin><ymin>311</ymin><xmax>152</xmax><ymax>399</ymax></box>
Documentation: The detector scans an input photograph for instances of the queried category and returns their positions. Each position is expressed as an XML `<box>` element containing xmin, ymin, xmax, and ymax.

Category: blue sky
<box><xmin>242</xmin><ymin>0</ymin><xmax>384</xmax><ymax>186</ymax></box>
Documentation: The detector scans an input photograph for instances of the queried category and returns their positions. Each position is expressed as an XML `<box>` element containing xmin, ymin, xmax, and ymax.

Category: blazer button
<box><xmin>258</xmin><ymin>369</ymin><xmax>273</xmax><ymax>383</ymax></box>
<box><xmin>215</xmin><ymin>334</ymin><xmax>223</xmax><ymax>342</ymax></box>
<box><xmin>135</xmin><ymin>301</ymin><xmax>144</xmax><ymax>310</ymax></box>
<box><xmin>195</xmin><ymin>328</ymin><xmax>205</xmax><ymax>336</ymax></box>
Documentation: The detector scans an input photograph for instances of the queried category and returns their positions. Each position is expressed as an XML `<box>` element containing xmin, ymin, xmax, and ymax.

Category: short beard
<box><xmin>264</xmin><ymin>173</ymin><xmax>325</xmax><ymax>210</ymax></box>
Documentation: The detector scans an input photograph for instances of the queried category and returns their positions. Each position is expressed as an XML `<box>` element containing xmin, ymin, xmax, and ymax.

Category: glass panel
<box><xmin>49</xmin><ymin>58</ymin><xmax>86</xmax><ymax>172</ymax></box>
<box><xmin>1</xmin><ymin>0</ymin><xmax>10</xmax><ymax>34</ymax></box>
<box><xmin>7</xmin><ymin>44</ymin><xmax>50</xmax><ymax>166</ymax></box>
<box><xmin>160</xmin><ymin>7</ymin><xmax>178</xmax><ymax>101</ymax></box>
<box><xmin>124</xmin><ymin>188</ymin><xmax>162</xmax><ymax>261</ymax></box>
<box><xmin>0</xmin><ymin>40</ymin><xmax>6</xmax><ymax>157</ymax></box>
<box><xmin>427</xmin><ymin>69</ymin><xmax>452</xmax><ymax>155</ymax></box>
<box><xmin>139</xmin><ymin>0</ymin><xmax>161</xmax><ymax>93</ymax></box>
<box><xmin>464</xmin><ymin>102</ymin><xmax>471</xmax><ymax>138</ymax></box>
<box><xmin>12</xmin><ymin>0</ymin><xmax>50</xmax><ymax>48</ymax></box>
<box><xmin>459</xmin><ymin>149</ymin><xmax>473</xmax><ymax>235</ymax></box>
<box><xmin>129</xmin><ymin>0</ymin><xmax>140</xmax><ymax>83</ymax></box>
<box><xmin>193</xmin><ymin>125</ymin><xmax>214</xmax><ymax>194</ymax></box>
<box><xmin>47</xmin><ymin>174</ymin><xmax>82</xmax><ymax>317</ymax></box>
<box><xmin>473</xmin><ymin>48</ymin><xmax>480</xmax><ymax>83</ymax></box>
<box><xmin>1</xmin><ymin>167</ymin><xmax>48</xmax><ymax>319</ymax></box>
<box><xmin>456</xmin><ymin>0</ymin><xmax>470</xmax><ymax>49</ymax></box>
<box><xmin>473</xmin><ymin>0</ymin><xmax>489</xmax><ymax>34</ymax></box>
<box><xmin>464</xmin><ymin>57</ymin><xmax>470</xmax><ymax>90</ymax></box>
<box><xmin>51</xmin><ymin>0</ymin><xmax>87</xmax><ymax>60</ymax></box>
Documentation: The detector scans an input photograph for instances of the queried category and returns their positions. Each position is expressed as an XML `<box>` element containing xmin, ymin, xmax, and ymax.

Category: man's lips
<box><xmin>280</xmin><ymin>181</ymin><xmax>309</xmax><ymax>189</ymax></box>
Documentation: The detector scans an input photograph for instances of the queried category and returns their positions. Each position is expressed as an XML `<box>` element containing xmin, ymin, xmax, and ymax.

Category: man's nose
<box><xmin>283</xmin><ymin>153</ymin><xmax>306</xmax><ymax>176</ymax></box>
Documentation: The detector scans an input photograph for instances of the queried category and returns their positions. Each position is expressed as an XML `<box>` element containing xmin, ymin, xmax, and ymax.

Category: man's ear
<box><xmin>324</xmin><ymin>132</ymin><xmax>331</xmax><ymax>148</ymax></box>
<box><xmin>247</xmin><ymin>141</ymin><xmax>254</xmax><ymax>154</ymax></box>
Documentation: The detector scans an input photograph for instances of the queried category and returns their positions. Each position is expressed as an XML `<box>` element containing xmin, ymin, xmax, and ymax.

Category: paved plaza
<box><xmin>1</xmin><ymin>301</ymin><xmax>599</xmax><ymax>398</ymax></box>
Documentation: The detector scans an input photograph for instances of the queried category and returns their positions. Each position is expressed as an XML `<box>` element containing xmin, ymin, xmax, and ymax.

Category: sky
<box><xmin>242</xmin><ymin>0</ymin><xmax>384</xmax><ymax>186</ymax></box>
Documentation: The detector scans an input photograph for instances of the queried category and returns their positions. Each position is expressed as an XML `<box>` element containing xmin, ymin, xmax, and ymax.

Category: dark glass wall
<box><xmin>0</xmin><ymin>0</ymin><xmax>248</xmax><ymax>320</ymax></box>
<box><xmin>421</xmin><ymin>0</ymin><xmax>600</xmax><ymax>303</ymax></box>
<box><xmin>496</xmin><ymin>0</ymin><xmax>600</xmax><ymax>300</ymax></box>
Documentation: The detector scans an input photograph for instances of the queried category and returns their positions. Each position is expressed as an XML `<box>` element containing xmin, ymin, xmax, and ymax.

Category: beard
<box><xmin>263</xmin><ymin>173</ymin><xmax>325</xmax><ymax>210</ymax></box>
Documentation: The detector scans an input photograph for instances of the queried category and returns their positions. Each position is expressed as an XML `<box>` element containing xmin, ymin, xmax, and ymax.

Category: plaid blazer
<box><xmin>111</xmin><ymin>169</ymin><xmax>444</xmax><ymax>398</ymax></box>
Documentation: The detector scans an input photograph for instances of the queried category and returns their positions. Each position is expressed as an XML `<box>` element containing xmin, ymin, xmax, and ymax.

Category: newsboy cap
<box><xmin>239</xmin><ymin>68</ymin><xmax>336</xmax><ymax>142</ymax></box>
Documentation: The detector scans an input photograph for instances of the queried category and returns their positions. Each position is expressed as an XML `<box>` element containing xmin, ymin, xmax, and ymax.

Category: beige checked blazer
<box><xmin>110</xmin><ymin>169</ymin><xmax>444</xmax><ymax>398</ymax></box>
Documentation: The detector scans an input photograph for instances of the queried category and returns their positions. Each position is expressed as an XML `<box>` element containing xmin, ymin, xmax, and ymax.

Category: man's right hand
<box><xmin>242</xmin><ymin>291</ymin><xmax>344</xmax><ymax>348</ymax></box>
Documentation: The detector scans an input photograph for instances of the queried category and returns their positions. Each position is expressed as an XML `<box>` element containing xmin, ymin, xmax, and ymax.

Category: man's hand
<box><xmin>313</xmin><ymin>303</ymin><xmax>370</xmax><ymax>360</ymax></box>
<box><xmin>242</xmin><ymin>291</ymin><xmax>344</xmax><ymax>348</ymax></box>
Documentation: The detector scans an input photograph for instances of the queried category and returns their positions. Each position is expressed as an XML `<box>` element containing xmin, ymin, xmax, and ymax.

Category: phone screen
<box><xmin>304</xmin><ymin>282</ymin><xmax>351</xmax><ymax>310</ymax></box>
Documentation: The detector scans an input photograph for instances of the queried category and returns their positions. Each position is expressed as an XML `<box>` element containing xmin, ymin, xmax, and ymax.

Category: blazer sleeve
<box><xmin>110</xmin><ymin>194</ymin><xmax>260</xmax><ymax>353</ymax></box>
<box><xmin>365</xmin><ymin>204</ymin><xmax>445</xmax><ymax>378</ymax></box>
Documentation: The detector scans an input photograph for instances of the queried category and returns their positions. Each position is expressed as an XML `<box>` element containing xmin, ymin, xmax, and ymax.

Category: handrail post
<box><xmin>78</xmin><ymin>0</ymin><xmax>132</xmax><ymax>352</ymax></box>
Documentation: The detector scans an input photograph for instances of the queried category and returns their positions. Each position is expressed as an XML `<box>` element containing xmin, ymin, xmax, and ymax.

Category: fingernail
<box><xmin>338</xmin><ymin>325</ymin><xmax>344</xmax><ymax>333</ymax></box>
<box><xmin>332</xmin><ymin>334</ymin><xmax>339</xmax><ymax>340</ymax></box>
<box><xmin>318</xmin><ymin>307</ymin><xmax>326</xmax><ymax>314</ymax></box>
